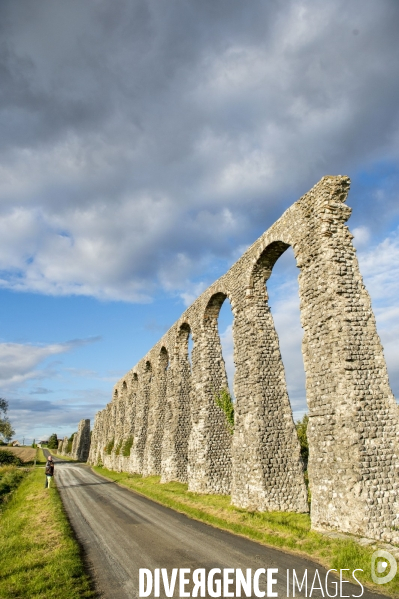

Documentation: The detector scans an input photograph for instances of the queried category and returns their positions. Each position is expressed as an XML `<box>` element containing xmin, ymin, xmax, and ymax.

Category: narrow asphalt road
<box><xmin>44</xmin><ymin>452</ymin><xmax>387</xmax><ymax>599</ymax></box>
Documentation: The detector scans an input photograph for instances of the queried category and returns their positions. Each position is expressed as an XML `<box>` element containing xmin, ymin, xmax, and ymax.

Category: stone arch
<box><xmin>187</xmin><ymin>291</ymin><xmax>233</xmax><ymax>494</ymax></box>
<box><xmin>175</xmin><ymin>322</ymin><xmax>192</xmax><ymax>357</ymax></box>
<box><xmin>231</xmin><ymin>240</ymin><xmax>309</xmax><ymax>512</ymax></box>
<box><xmin>246</xmin><ymin>240</ymin><xmax>291</xmax><ymax>293</ymax></box>
<box><xmin>159</xmin><ymin>346</ymin><xmax>169</xmax><ymax>370</ymax></box>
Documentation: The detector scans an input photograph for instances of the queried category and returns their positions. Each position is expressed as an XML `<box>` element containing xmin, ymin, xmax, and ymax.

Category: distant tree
<box><xmin>47</xmin><ymin>433</ymin><xmax>58</xmax><ymax>450</ymax></box>
<box><xmin>31</xmin><ymin>439</ymin><xmax>37</xmax><ymax>448</ymax></box>
<box><xmin>0</xmin><ymin>398</ymin><xmax>15</xmax><ymax>443</ymax></box>
<box><xmin>66</xmin><ymin>433</ymin><xmax>76</xmax><ymax>454</ymax></box>
<box><xmin>295</xmin><ymin>414</ymin><xmax>309</xmax><ymax>467</ymax></box>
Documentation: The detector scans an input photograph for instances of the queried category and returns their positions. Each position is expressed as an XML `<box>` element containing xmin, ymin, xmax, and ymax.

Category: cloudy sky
<box><xmin>1</xmin><ymin>0</ymin><xmax>398</xmax><ymax>443</ymax></box>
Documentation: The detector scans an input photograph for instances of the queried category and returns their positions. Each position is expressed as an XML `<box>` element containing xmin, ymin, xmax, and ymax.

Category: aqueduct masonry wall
<box><xmin>88</xmin><ymin>176</ymin><xmax>399</xmax><ymax>543</ymax></box>
<box><xmin>59</xmin><ymin>419</ymin><xmax>91</xmax><ymax>461</ymax></box>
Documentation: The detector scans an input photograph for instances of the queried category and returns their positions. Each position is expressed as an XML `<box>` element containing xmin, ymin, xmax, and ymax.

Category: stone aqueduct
<box><xmin>88</xmin><ymin>176</ymin><xmax>399</xmax><ymax>543</ymax></box>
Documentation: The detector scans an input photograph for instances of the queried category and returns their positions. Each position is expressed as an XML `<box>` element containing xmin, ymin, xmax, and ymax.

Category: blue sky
<box><xmin>0</xmin><ymin>0</ymin><xmax>398</xmax><ymax>443</ymax></box>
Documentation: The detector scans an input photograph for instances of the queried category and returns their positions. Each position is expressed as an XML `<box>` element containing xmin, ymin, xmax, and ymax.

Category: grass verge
<box><xmin>36</xmin><ymin>447</ymin><xmax>47</xmax><ymax>465</ymax></box>
<box><xmin>93</xmin><ymin>466</ymin><xmax>398</xmax><ymax>597</ymax></box>
<box><xmin>0</xmin><ymin>466</ymin><xmax>95</xmax><ymax>598</ymax></box>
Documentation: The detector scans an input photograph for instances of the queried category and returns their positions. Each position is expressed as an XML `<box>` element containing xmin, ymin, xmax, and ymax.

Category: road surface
<box><xmin>44</xmin><ymin>452</ymin><xmax>386</xmax><ymax>599</ymax></box>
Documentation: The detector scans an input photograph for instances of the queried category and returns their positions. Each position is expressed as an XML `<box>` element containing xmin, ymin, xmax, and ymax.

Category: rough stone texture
<box><xmin>70</xmin><ymin>433</ymin><xmax>78</xmax><ymax>458</ymax></box>
<box><xmin>57</xmin><ymin>439</ymin><xmax>63</xmax><ymax>451</ymax></box>
<box><xmin>71</xmin><ymin>419</ymin><xmax>91</xmax><ymax>461</ymax></box>
<box><xmin>88</xmin><ymin>176</ymin><xmax>399</xmax><ymax>543</ymax></box>
<box><xmin>60</xmin><ymin>436</ymin><xmax>69</xmax><ymax>455</ymax></box>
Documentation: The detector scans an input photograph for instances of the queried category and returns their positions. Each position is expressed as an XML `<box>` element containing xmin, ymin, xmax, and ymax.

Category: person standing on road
<box><xmin>45</xmin><ymin>455</ymin><xmax>54</xmax><ymax>488</ymax></box>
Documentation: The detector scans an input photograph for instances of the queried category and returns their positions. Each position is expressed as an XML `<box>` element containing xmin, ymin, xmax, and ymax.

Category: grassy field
<box><xmin>5</xmin><ymin>446</ymin><xmax>36</xmax><ymax>462</ymax></box>
<box><xmin>0</xmin><ymin>464</ymin><xmax>96</xmax><ymax>598</ymax></box>
<box><xmin>93</xmin><ymin>466</ymin><xmax>399</xmax><ymax>597</ymax></box>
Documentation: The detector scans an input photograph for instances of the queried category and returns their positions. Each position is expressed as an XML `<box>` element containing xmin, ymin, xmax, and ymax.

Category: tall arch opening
<box><xmin>218</xmin><ymin>297</ymin><xmax>236</xmax><ymax>401</ymax></box>
<box><xmin>231</xmin><ymin>240</ymin><xmax>308</xmax><ymax>513</ymax></box>
<box><xmin>265</xmin><ymin>245</ymin><xmax>309</xmax><ymax>483</ymax></box>
<box><xmin>190</xmin><ymin>292</ymin><xmax>233</xmax><ymax>494</ymax></box>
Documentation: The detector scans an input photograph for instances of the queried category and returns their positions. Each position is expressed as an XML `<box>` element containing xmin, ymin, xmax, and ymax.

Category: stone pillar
<box><xmin>103</xmin><ymin>402</ymin><xmax>115</xmax><ymax>469</ymax></box>
<box><xmin>70</xmin><ymin>433</ymin><xmax>78</xmax><ymax>458</ymax></box>
<box><xmin>88</xmin><ymin>414</ymin><xmax>102</xmax><ymax>464</ymax></box>
<box><xmin>188</xmin><ymin>293</ymin><xmax>232</xmax><ymax>495</ymax></box>
<box><xmin>112</xmin><ymin>396</ymin><xmax>126</xmax><ymax>470</ymax></box>
<box><xmin>130</xmin><ymin>363</ymin><xmax>152</xmax><ymax>473</ymax></box>
<box><xmin>143</xmin><ymin>348</ymin><xmax>168</xmax><ymax>476</ymax></box>
<box><xmin>161</xmin><ymin>324</ymin><xmax>192</xmax><ymax>483</ymax></box>
<box><xmin>124</xmin><ymin>374</ymin><xmax>138</xmax><ymax>471</ymax></box>
<box><xmin>61</xmin><ymin>436</ymin><xmax>68</xmax><ymax>455</ymax></box>
<box><xmin>291</xmin><ymin>176</ymin><xmax>399</xmax><ymax>542</ymax></box>
<box><xmin>231</xmin><ymin>248</ymin><xmax>309</xmax><ymax>513</ymax></box>
<box><xmin>73</xmin><ymin>419</ymin><xmax>91</xmax><ymax>461</ymax></box>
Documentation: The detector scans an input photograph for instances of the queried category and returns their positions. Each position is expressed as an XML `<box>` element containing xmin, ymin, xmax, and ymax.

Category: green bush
<box><xmin>122</xmin><ymin>436</ymin><xmax>134</xmax><ymax>457</ymax></box>
<box><xmin>0</xmin><ymin>466</ymin><xmax>26</xmax><ymax>503</ymax></box>
<box><xmin>104</xmin><ymin>438</ymin><xmax>114</xmax><ymax>455</ymax></box>
<box><xmin>214</xmin><ymin>388</ymin><xmax>234</xmax><ymax>434</ymax></box>
<box><xmin>66</xmin><ymin>432</ymin><xmax>76</xmax><ymax>454</ymax></box>
<box><xmin>0</xmin><ymin>449</ymin><xmax>23</xmax><ymax>466</ymax></box>
<box><xmin>295</xmin><ymin>414</ymin><xmax>309</xmax><ymax>467</ymax></box>
<box><xmin>114</xmin><ymin>440</ymin><xmax>122</xmax><ymax>456</ymax></box>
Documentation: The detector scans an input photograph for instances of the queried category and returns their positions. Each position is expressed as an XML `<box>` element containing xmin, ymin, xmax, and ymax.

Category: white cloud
<box><xmin>0</xmin><ymin>2</ymin><xmax>398</xmax><ymax>302</ymax></box>
<box><xmin>352</xmin><ymin>226</ymin><xmax>371</xmax><ymax>247</ymax></box>
<box><xmin>356</xmin><ymin>228</ymin><xmax>399</xmax><ymax>396</ymax></box>
<box><xmin>0</xmin><ymin>337</ymin><xmax>100</xmax><ymax>387</ymax></box>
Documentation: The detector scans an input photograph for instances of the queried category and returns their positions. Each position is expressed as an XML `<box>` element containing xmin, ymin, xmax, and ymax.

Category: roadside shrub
<box><xmin>214</xmin><ymin>388</ymin><xmax>234</xmax><ymax>434</ymax></box>
<box><xmin>295</xmin><ymin>414</ymin><xmax>310</xmax><ymax>504</ymax></box>
<box><xmin>0</xmin><ymin>449</ymin><xmax>23</xmax><ymax>466</ymax></box>
<box><xmin>122</xmin><ymin>436</ymin><xmax>134</xmax><ymax>457</ymax></box>
<box><xmin>104</xmin><ymin>438</ymin><xmax>114</xmax><ymax>455</ymax></box>
<box><xmin>0</xmin><ymin>465</ymin><xmax>26</xmax><ymax>502</ymax></box>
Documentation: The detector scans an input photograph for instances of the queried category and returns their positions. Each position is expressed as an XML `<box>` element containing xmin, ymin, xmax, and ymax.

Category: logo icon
<box><xmin>371</xmin><ymin>550</ymin><xmax>397</xmax><ymax>584</ymax></box>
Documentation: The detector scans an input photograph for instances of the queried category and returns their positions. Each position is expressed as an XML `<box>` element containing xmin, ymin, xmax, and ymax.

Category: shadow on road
<box><xmin>57</xmin><ymin>480</ymin><xmax>117</xmax><ymax>489</ymax></box>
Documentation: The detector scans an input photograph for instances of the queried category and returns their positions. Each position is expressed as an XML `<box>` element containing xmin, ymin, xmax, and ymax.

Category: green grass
<box><xmin>93</xmin><ymin>466</ymin><xmax>399</xmax><ymax>597</ymax></box>
<box><xmin>0</xmin><ymin>467</ymin><xmax>95</xmax><ymax>598</ymax></box>
<box><xmin>36</xmin><ymin>448</ymin><xmax>47</xmax><ymax>465</ymax></box>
